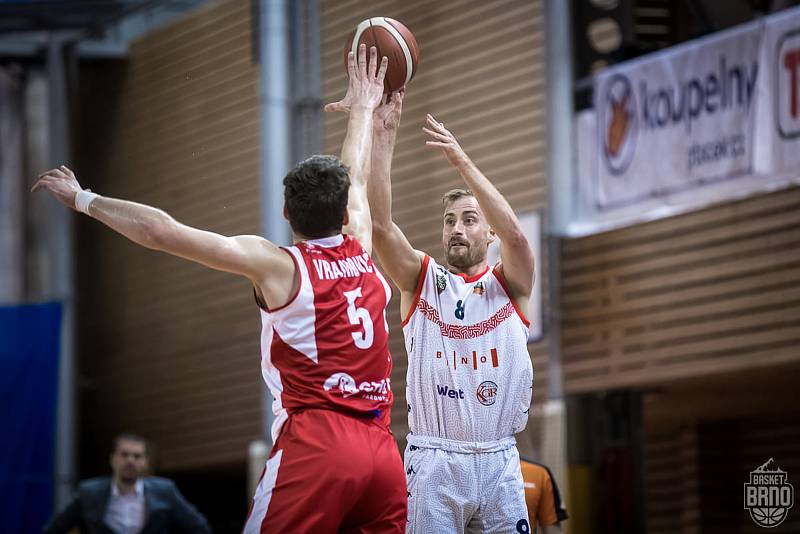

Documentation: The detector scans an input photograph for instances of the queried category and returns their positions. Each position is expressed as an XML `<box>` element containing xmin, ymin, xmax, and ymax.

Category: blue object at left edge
<box><xmin>0</xmin><ymin>301</ymin><xmax>62</xmax><ymax>533</ymax></box>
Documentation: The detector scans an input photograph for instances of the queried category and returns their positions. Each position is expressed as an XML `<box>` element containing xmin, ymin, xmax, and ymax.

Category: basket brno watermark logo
<box><xmin>744</xmin><ymin>458</ymin><xmax>794</xmax><ymax>528</ymax></box>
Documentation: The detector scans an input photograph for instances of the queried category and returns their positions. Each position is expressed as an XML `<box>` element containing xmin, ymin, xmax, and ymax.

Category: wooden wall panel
<box><xmin>561</xmin><ymin>186</ymin><xmax>800</xmax><ymax>393</ymax></box>
<box><xmin>644</xmin><ymin>409</ymin><xmax>800</xmax><ymax>533</ymax></box>
<box><xmin>75</xmin><ymin>0</ymin><xmax>262</xmax><ymax>472</ymax></box>
<box><xmin>642</xmin><ymin>364</ymin><xmax>800</xmax><ymax>533</ymax></box>
<box><xmin>320</xmin><ymin>0</ymin><xmax>548</xmax><ymax>443</ymax></box>
<box><xmin>643</xmin><ymin>424</ymin><xmax>700</xmax><ymax>534</ymax></box>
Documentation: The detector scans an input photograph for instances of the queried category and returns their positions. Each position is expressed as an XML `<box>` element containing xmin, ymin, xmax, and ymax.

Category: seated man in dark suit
<box><xmin>43</xmin><ymin>433</ymin><xmax>211</xmax><ymax>534</ymax></box>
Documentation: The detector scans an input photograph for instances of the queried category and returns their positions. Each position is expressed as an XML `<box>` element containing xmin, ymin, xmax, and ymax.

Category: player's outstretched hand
<box><xmin>325</xmin><ymin>44</ymin><xmax>387</xmax><ymax>114</ymax></box>
<box><xmin>374</xmin><ymin>89</ymin><xmax>404</xmax><ymax>135</ymax></box>
<box><xmin>423</xmin><ymin>114</ymin><xmax>470</xmax><ymax>168</ymax></box>
<box><xmin>31</xmin><ymin>165</ymin><xmax>84</xmax><ymax>210</ymax></box>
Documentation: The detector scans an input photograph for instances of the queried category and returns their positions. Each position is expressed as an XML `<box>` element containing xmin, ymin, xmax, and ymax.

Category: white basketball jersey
<box><xmin>402</xmin><ymin>256</ymin><xmax>533</xmax><ymax>443</ymax></box>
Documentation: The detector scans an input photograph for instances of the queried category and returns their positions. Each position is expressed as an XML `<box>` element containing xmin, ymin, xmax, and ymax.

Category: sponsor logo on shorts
<box><xmin>322</xmin><ymin>372</ymin><xmax>390</xmax><ymax>401</ymax></box>
<box><xmin>476</xmin><ymin>380</ymin><xmax>498</xmax><ymax>406</ymax></box>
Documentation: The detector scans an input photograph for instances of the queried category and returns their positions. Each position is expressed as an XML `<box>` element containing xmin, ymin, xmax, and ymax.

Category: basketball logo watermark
<box><xmin>744</xmin><ymin>458</ymin><xmax>794</xmax><ymax>528</ymax></box>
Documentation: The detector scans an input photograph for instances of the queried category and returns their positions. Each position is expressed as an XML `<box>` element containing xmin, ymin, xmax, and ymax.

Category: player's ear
<box><xmin>487</xmin><ymin>227</ymin><xmax>496</xmax><ymax>244</ymax></box>
<box><xmin>283</xmin><ymin>203</ymin><xmax>289</xmax><ymax>221</ymax></box>
<box><xmin>342</xmin><ymin>208</ymin><xmax>350</xmax><ymax>227</ymax></box>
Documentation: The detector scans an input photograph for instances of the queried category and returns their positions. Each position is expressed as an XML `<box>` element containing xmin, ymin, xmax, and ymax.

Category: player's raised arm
<box><xmin>368</xmin><ymin>90</ymin><xmax>425</xmax><ymax>295</ymax></box>
<box><xmin>324</xmin><ymin>44</ymin><xmax>387</xmax><ymax>255</ymax></box>
<box><xmin>423</xmin><ymin>114</ymin><xmax>534</xmax><ymax>302</ymax></box>
<box><xmin>30</xmin><ymin>165</ymin><xmax>293</xmax><ymax>305</ymax></box>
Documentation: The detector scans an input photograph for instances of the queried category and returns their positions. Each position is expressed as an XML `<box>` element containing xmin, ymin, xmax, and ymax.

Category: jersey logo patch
<box><xmin>477</xmin><ymin>381</ymin><xmax>498</xmax><ymax>406</ymax></box>
<box><xmin>436</xmin><ymin>272</ymin><xmax>447</xmax><ymax>294</ymax></box>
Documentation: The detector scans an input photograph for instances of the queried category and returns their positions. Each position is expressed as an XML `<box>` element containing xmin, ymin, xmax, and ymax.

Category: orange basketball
<box><xmin>343</xmin><ymin>17</ymin><xmax>420</xmax><ymax>94</ymax></box>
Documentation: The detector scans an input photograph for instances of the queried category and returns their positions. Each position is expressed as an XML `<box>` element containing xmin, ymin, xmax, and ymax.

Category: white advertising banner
<box><xmin>572</xmin><ymin>7</ymin><xmax>800</xmax><ymax>236</ymax></box>
<box><xmin>763</xmin><ymin>9</ymin><xmax>800</xmax><ymax>176</ymax></box>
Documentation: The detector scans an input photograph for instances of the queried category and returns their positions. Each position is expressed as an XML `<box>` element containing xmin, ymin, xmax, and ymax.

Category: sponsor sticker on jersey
<box><xmin>436</xmin><ymin>348</ymin><xmax>500</xmax><ymax>371</ymax></box>
<box><xmin>323</xmin><ymin>372</ymin><xmax>391</xmax><ymax>401</ymax></box>
<box><xmin>436</xmin><ymin>384</ymin><xmax>465</xmax><ymax>399</ymax></box>
<box><xmin>476</xmin><ymin>380</ymin><xmax>498</xmax><ymax>406</ymax></box>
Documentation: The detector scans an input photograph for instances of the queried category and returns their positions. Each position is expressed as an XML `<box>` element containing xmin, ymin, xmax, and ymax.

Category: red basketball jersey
<box><xmin>258</xmin><ymin>234</ymin><xmax>394</xmax><ymax>442</ymax></box>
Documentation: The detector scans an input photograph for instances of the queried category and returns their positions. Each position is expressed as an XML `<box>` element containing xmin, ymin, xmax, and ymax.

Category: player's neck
<box><xmin>292</xmin><ymin>231</ymin><xmax>342</xmax><ymax>244</ymax></box>
<box><xmin>448</xmin><ymin>262</ymin><xmax>488</xmax><ymax>278</ymax></box>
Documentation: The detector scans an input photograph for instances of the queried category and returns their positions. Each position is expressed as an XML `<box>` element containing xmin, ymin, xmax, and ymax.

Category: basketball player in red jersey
<box><xmin>32</xmin><ymin>45</ymin><xmax>407</xmax><ymax>533</ymax></box>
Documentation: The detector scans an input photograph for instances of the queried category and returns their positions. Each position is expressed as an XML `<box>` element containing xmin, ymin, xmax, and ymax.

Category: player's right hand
<box><xmin>31</xmin><ymin>165</ymin><xmax>84</xmax><ymax>210</ymax></box>
<box><xmin>325</xmin><ymin>44</ymin><xmax>387</xmax><ymax>114</ymax></box>
<box><xmin>374</xmin><ymin>89</ymin><xmax>404</xmax><ymax>134</ymax></box>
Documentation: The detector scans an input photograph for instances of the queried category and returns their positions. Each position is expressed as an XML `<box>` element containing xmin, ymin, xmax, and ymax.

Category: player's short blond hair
<box><xmin>441</xmin><ymin>188</ymin><xmax>474</xmax><ymax>209</ymax></box>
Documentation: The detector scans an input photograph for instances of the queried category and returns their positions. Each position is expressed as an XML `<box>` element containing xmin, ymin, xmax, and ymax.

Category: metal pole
<box><xmin>258</xmin><ymin>0</ymin><xmax>291</xmax><ymax>448</ymax></box>
<box><xmin>290</xmin><ymin>0</ymin><xmax>322</xmax><ymax>160</ymax></box>
<box><xmin>545</xmin><ymin>0</ymin><xmax>574</xmax><ymax>400</ymax></box>
<box><xmin>544</xmin><ymin>0</ymin><xmax>574</xmax><ymax>530</ymax></box>
<box><xmin>46</xmin><ymin>33</ymin><xmax>77</xmax><ymax>511</ymax></box>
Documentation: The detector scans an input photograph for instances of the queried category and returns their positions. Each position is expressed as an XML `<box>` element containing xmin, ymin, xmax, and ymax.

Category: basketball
<box><xmin>343</xmin><ymin>17</ymin><xmax>420</xmax><ymax>93</ymax></box>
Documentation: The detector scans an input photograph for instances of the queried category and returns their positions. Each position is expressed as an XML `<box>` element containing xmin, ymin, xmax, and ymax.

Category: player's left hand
<box><xmin>31</xmin><ymin>165</ymin><xmax>84</xmax><ymax>210</ymax></box>
<box><xmin>325</xmin><ymin>44</ymin><xmax>387</xmax><ymax>115</ymax></box>
<box><xmin>423</xmin><ymin>114</ymin><xmax>469</xmax><ymax>168</ymax></box>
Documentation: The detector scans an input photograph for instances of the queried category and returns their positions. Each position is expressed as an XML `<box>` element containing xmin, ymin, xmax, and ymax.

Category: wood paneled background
<box><xmin>561</xmin><ymin>187</ymin><xmax>800</xmax><ymax>393</ymax></box>
<box><xmin>76</xmin><ymin>0</ymin><xmax>262</xmax><ymax>473</ymax></box>
<box><xmin>643</xmin><ymin>366</ymin><xmax>800</xmax><ymax>533</ymax></box>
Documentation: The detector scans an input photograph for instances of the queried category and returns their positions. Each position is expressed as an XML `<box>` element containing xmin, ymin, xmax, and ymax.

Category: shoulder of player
<box><xmin>232</xmin><ymin>235</ymin><xmax>290</xmax><ymax>263</ymax></box>
<box><xmin>234</xmin><ymin>236</ymin><xmax>296</xmax><ymax>292</ymax></box>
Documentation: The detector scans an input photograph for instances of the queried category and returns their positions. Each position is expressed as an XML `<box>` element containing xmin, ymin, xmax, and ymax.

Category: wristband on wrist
<box><xmin>75</xmin><ymin>190</ymin><xmax>98</xmax><ymax>215</ymax></box>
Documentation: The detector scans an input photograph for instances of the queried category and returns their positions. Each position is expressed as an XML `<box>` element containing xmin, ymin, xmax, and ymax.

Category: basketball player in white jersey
<box><xmin>368</xmin><ymin>91</ymin><xmax>535</xmax><ymax>533</ymax></box>
<box><xmin>33</xmin><ymin>46</ymin><xmax>408</xmax><ymax>533</ymax></box>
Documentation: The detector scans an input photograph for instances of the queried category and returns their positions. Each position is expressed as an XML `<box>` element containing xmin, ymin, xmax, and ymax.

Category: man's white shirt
<box><xmin>104</xmin><ymin>478</ymin><xmax>145</xmax><ymax>534</ymax></box>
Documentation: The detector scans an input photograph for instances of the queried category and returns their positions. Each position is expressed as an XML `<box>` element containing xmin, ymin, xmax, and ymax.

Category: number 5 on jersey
<box><xmin>344</xmin><ymin>287</ymin><xmax>374</xmax><ymax>349</ymax></box>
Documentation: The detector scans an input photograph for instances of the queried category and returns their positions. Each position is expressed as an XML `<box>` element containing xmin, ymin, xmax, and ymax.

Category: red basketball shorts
<box><xmin>242</xmin><ymin>409</ymin><xmax>407</xmax><ymax>533</ymax></box>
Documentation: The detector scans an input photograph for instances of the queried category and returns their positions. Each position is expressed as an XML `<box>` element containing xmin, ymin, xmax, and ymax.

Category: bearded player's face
<box><xmin>442</xmin><ymin>196</ymin><xmax>494</xmax><ymax>271</ymax></box>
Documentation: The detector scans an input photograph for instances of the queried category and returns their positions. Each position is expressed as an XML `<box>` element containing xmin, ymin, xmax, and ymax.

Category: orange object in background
<box><xmin>520</xmin><ymin>458</ymin><xmax>568</xmax><ymax>531</ymax></box>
